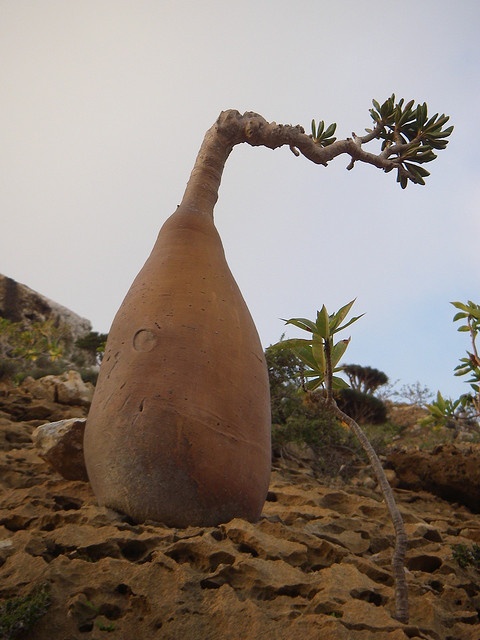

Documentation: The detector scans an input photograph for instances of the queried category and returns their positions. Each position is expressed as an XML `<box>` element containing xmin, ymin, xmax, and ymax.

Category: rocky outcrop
<box><xmin>1</xmin><ymin>394</ymin><xmax>480</xmax><ymax>638</ymax></box>
<box><xmin>387</xmin><ymin>444</ymin><xmax>480</xmax><ymax>513</ymax></box>
<box><xmin>21</xmin><ymin>371</ymin><xmax>94</xmax><ymax>407</ymax></box>
<box><xmin>32</xmin><ymin>418</ymin><xmax>88</xmax><ymax>481</ymax></box>
<box><xmin>0</xmin><ymin>373</ymin><xmax>90</xmax><ymax>424</ymax></box>
<box><xmin>0</xmin><ymin>273</ymin><xmax>91</xmax><ymax>341</ymax></box>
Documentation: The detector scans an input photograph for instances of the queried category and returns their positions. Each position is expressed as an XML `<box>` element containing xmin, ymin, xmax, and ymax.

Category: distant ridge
<box><xmin>0</xmin><ymin>273</ymin><xmax>92</xmax><ymax>341</ymax></box>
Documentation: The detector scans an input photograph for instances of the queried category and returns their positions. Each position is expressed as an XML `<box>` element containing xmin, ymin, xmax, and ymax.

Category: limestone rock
<box><xmin>22</xmin><ymin>371</ymin><xmax>94</xmax><ymax>407</ymax></box>
<box><xmin>387</xmin><ymin>444</ymin><xmax>480</xmax><ymax>512</ymax></box>
<box><xmin>32</xmin><ymin>418</ymin><xmax>88</xmax><ymax>481</ymax></box>
<box><xmin>1</xmin><ymin>389</ymin><xmax>480</xmax><ymax>639</ymax></box>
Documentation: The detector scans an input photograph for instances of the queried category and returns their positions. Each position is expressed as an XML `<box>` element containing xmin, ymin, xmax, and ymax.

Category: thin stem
<box><xmin>329</xmin><ymin>401</ymin><xmax>409</xmax><ymax>624</ymax></box>
<box><xmin>324</xmin><ymin>338</ymin><xmax>334</xmax><ymax>403</ymax></box>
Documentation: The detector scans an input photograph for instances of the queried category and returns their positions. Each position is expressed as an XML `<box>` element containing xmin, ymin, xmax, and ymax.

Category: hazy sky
<box><xmin>1</xmin><ymin>0</ymin><xmax>479</xmax><ymax>400</ymax></box>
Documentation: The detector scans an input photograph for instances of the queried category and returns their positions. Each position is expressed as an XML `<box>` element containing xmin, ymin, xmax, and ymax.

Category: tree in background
<box><xmin>334</xmin><ymin>364</ymin><xmax>389</xmax><ymax>424</ymax></box>
<box><xmin>343</xmin><ymin>364</ymin><xmax>388</xmax><ymax>394</ymax></box>
<box><xmin>75</xmin><ymin>332</ymin><xmax>108</xmax><ymax>365</ymax></box>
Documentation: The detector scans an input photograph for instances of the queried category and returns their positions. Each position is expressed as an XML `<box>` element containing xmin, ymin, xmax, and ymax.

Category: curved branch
<box><xmin>179</xmin><ymin>110</ymin><xmax>402</xmax><ymax>218</ymax></box>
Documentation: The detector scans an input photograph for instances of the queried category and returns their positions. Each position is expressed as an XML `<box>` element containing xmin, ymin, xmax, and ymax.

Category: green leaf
<box><xmin>323</xmin><ymin>123</ymin><xmax>337</xmax><ymax>138</ymax></box>
<box><xmin>282</xmin><ymin>317</ymin><xmax>317</xmax><ymax>333</ymax></box>
<box><xmin>329</xmin><ymin>299</ymin><xmax>356</xmax><ymax>332</ymax></box>
<box><xmin>330</xmin><ymin>338</ymin><xmax>350</xmax><ymax>368</ymax></box>
<box><xmin>316</xmin><ymin>306</ymin><xmax>330</xmax><ymax>339</ymax></box>
<box><xmin>295</xmin><ymin>346</ymin><xmax>320</xmax><ymax>371</ymax></box>
<box><xmin>331</xmin><ymin>375</ymin><xmax>350</xmax><ymax>390</ymax></box>
<box><xmin>435</xmin><ymin>391</ymin><xmax>446</xmax><ymax>410</ymax></box>
<box><xmin>451</xmin><ymin>301</ymin><xmax>471</xmax><ymax>313</ymax></box>
<box><xmin>336</xmin><ymin>313</ymin><xmax>365</xmax><ymax>334</ymax></box>
<box><xmin>277</xmin><ymin>337</ymin><xmax>312</xmax><ymax>350</ymax></box>
<box><xmin>312</xmin><ymin>334</ymin><xmax>325</xmax><ymax>371</ymax></box>
<box><xmin>304</xmin><ymin>377</ymin><xmax>324</xmax><ymax>391</ymax></box>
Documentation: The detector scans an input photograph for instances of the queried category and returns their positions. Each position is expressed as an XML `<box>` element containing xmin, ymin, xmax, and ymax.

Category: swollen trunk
<box><xmin>84</xmin><ymin>206</ymin><xmax>271</xmax><ymax>526</ymax></box>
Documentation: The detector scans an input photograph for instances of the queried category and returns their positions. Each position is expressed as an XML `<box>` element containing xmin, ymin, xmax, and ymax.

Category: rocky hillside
<box><xmin>1</xmin><ymin>376</ymin><xmax>480</xmax><ymax>639</ymax></box>
<box><xmin>0</xmin><ymin>275</ymin><xmax>91</xmax><ymax>339</ymax></box>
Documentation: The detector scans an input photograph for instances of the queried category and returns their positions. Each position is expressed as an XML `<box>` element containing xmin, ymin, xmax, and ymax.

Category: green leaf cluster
<box><xmin>425</xmin><ymin>390</ymin><xmax>467</xmax><ymax>425</ymax></box>
<box><xmin>277</xmin><ymin>300</ymin><xmax>363</xmax><ymax>392</ymax></box>
<box><xmin>0</xmin><ymin>318</ymin><xmax>66</xmax><ymax>363</ymax></box>
<box><xmin>452</xmin><ymin>543</ymin><xmax>480</xmax><ymax>570</ymax></box>
<box><xmin>425</xmin><ymin>301</ymin><xmax>480</xmax><ymax>429</ymax></box>
<box><xmin>369</xmin><ymin>94</ymin><xmax>453</xmax><ymax>189</ymax></box>
<box><xmin>311</xmin><ymin>119</ymin><xmax>337</xmax><ymax>146</ymax></box>
<box><xmin>0</xmin><ymin>584</ymin><xmax>51</xmax><ymax>640</ymax></box>
<box><xmin>452</xmin><ymin>300</ymin><xmax>480</xmax><ymax>396</ymax></box>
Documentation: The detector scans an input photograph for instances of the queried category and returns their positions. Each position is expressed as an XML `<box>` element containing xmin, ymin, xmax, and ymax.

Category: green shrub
<box><xmin>336</xmin><ymin>388</ymin><xmax>388</xmax><ymax>424</ymax></box>
<box><xmin>0</xmin><ymin>583</ymin><xmax>51</xmax><ymax>640</ymax></box>
<box><xmin>452</xmin><ymin>543</ymin><xmax>480</xmax><ymax>569</ymax></box>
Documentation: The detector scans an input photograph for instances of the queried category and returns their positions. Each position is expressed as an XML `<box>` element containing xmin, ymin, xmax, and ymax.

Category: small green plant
<box><xmin>275</xmin><ymin>300</ymin><xmax>409</xmax><ymax>624</ymax></box>
<box><xmin>425</xmin><ymin>301</ymin><xmax>480</xmax><ymax>433</ymax></box>
<box><xmin>0</xmin><ymin>317</ymin><xmax>70</xmax><ymax>381</ymax></box>
<box><xmin>310</xmin><ymin>119</ymin><xmax>337</xmax><ymax>146</ymax></box>
<box><xmin>96</xmin><ymin>619</ymin><xmax>116</xmax><ymax>632</ymax></box>
<box><xmin>452</xmin><ymin>300</ymin><xmax>480</xmax><ymax>416</ymax></box>
<box><xmin>0</xmin><ymin>583</ymin><xmax>51</xmax><ymax>640</ymax></box>
<box><xmin>424</xmin><ymin>391</ymin><xmax>471</xmax><ymax>429</ymax></box>
<box><xmin>452</xmin><ymin>543</ymin><xmax>480</xmax><ymax>569</ymax></box>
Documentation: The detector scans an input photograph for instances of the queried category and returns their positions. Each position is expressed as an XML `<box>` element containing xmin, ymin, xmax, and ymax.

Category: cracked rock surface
<box><xmin>1</xmin><ymin>397</ymin><xmax>480</xmax><ymax>639</ymax></box>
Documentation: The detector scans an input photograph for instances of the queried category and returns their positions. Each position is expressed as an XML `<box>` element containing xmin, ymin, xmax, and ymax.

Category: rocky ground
<box><xmin>1</xmin><ymin>376</ymin><xmax>480</xmax><ymax>639</ymax></box>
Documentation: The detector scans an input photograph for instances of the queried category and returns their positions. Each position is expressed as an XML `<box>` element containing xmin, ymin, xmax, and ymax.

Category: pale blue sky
<box><xmin>1</xmin><ymin>0</ymin><xmax>479</xmax><ymax>400</ymax></box>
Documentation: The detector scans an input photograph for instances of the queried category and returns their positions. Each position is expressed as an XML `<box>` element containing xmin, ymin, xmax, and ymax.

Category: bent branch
<box><xmin>180</xmin><ymin>109</ymin><xmax>408</xmax><ymax>217</ymax></box>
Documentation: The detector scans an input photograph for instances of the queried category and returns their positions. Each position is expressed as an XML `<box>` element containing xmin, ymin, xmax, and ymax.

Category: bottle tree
<box><xmin>84</xmin><ymin>96</ymin><xmax>452</xmax><ymax>534</ymax></box>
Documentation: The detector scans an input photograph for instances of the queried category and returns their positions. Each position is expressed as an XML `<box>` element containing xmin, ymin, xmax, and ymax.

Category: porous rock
<box><xmin>387</xmin><ymin>443</ymin><xmax>480</xmax><ymax>512</ymax></box>
<box><xmin>22</xmin><ymin>371</ymin><xmax>94</xmax><ymax>407</ymax></box>
<box><xmin>32</xmin><ymin>418</ymin><xmax>88</xmax><ymax>481</ymax></box>
<box><xmin>1</xmin><ymin>392</ymin><xmax>480</xmax><ymax>639</ymax></box>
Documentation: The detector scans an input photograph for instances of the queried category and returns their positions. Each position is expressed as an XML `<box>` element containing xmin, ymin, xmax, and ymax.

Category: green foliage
<box><xmin>266</xmin><ymin>343</ymin><xmax>305</xmax><ymax>425</ymax></box>
<box><xmin>0</xmin><ymin>317</ymin><xmax>66</xmax><ymax>364</ymax></box>
<box><xmin>273</xmin><ymin>300</ymin><xmax>409</xmax><ymax>624</ymax></box>
<box><xmin>75</xmin><ymin>331</ymin><xmax>108</xmax><ymax>364</ymax></box>
<box><xmin>266</xmin><ymin>345</ymin><xmax>364</xmax><ymax>475</ymax></box>
<box><xmin>0</xmin><ymin>583</ymin><xmax>51</xmax><ymax>640</ymax></box>
<box><xmin>426</xmin><ymin>301</ymin><xmax>480</xmax><ymax>431</ymax></box>
<box><xmin>0</xmin><ymin>317</ymin><xmax>72</xmax><ymax>382</ymax></box>
<box><xmin>451</xmin><ymin>301</ymin><xmax>480</xmax><ymax>407</ymax></box>
<box><xmin>452</xmin><ymin>543</ymin><xmax>480</xmax><ymax>570</ymax></box>
<box><xmin>311</xmin><ymin>119</ymin><xmax>337</xmax><ymax>146</ymax></box>
<box><xmin>336</xmin><ymin>388</ymin><xmax>388</xmax><ymax>425</ymax></box>
<box><xmin>278</xmin><ymin>299</ymin><xmax>363</xmax><ymax>392</ymax></box>
<box><xmin>424</xmin><ymin>391</ymin><xmax>470</xmax><ymax>428</ymax></box>
<box><xmin>0</xmin><ymin>317</ymin><xmax>103</xmax><ymax>384</ymax></box>
<box><xmin>368</xmin><ymin>94</ymin><xmax>453</xmax><ymax>188</ymax></box>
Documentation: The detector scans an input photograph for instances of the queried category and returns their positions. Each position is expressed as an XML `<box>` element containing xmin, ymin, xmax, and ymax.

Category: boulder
<box><xmin>22</xmin><ymin>371</ymin><xmax>94</xmax><ymax>407</ymax></box>
<box><xmin>386</xmin><ymin>443</ymin><xmax>480</xmax><ymax>512</ymax></box>
<box><xmin>32</xmin><ymin>418</ymin><xmax>88</xmax><ymax>481</ymax></box>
